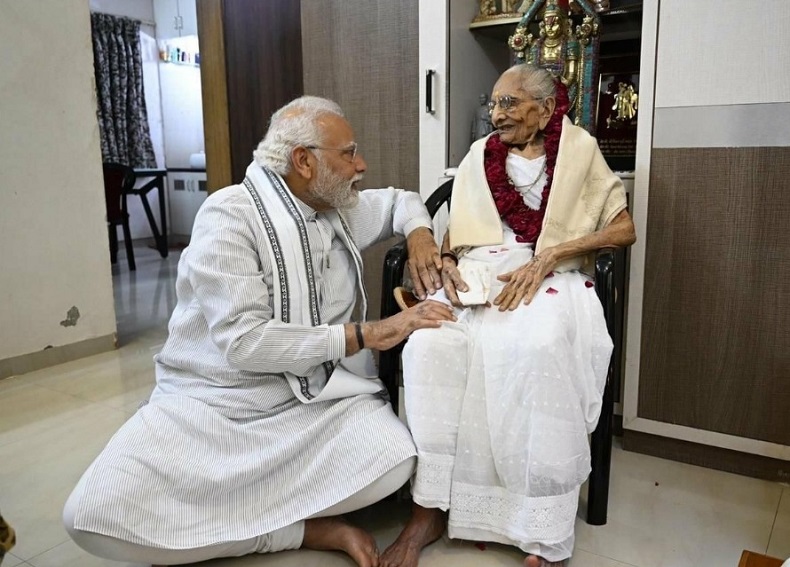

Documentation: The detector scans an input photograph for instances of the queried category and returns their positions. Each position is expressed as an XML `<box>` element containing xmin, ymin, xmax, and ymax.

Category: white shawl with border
<box><xmin>243</xmin><ymin>163</ymin><xmax>384</xmax><ymax>403</ymax></box>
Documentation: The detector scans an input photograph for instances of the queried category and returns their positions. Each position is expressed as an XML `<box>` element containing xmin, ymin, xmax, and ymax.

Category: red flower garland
<box><xmin>484</xmin><ymin>80</ymin><xmax>570</xmax><ymax>243</ymax></box>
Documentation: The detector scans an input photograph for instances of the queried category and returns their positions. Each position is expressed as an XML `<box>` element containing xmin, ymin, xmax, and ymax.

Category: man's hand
<box><xmin>493</xmin><ymin>249</ymin><xmax>556</xmax><ymax>311</ymax></box>
<box><xmin>440</xmin><ymin>257</ymin><xmax>469</xmax><ymax>307</ymax></box>
<box><xmin>406</xmin><ymin>227</ymin><xmax>442</xmax><ymax>300</ymax></box>
<box><xmin>364</xmin><ymin>300</ymin><xmax>455</xmax><ymax>352</ymax></box>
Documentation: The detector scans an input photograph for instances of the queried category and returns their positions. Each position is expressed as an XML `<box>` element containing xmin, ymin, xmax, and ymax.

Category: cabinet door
<box><xmin>168</xmin><ymin>175</ymin><xmax>193</xmax><ymax>236</ymax></box>
<box><xmin>190</xmin><ymin>176</ymin><xmax>208</xmax><ymax>227</ymax></box>
<box><xmin>418</xmin><ymin>0</ymin><xmax>449</xmax><ymax>199</ymax></box>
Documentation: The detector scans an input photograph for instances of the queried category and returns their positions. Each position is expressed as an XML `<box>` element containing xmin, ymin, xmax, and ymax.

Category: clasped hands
<box><xmin>388</xmin><ymin>228</ymin><xmax>555</xmax><ymax>352</ymax></box>
<box><xmin>441</xmin><ymin>249</ymin><xmax>557</xmax><ymax>311</ymax></box>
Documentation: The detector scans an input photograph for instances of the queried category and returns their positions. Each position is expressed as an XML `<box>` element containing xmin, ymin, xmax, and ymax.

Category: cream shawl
<box><xmin>449</xmin><ymin>116</ymin><xmax>627</xmax><ymax>274</ymax></box>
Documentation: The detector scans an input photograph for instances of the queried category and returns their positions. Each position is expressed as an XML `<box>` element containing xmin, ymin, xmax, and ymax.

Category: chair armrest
<box><xmin>594</xmin><ymin>249</ymin><xmax>616</xmax><ymax>337</ymax></box>
<box><xmin>381</xmin><ymin>240</ymin><xmax>408</xmax><ymax>320</ymax></box>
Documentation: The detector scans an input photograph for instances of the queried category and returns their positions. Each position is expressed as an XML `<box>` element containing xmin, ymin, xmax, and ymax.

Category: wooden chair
<box><xmin>102</xmin><ymin>163</ymin><xmax>136</xmax><ymax>271</ymax></box>
<box><xmin>378</xmin><ymin>178</ymin><xmax>617</xmax><ymax>525</ymax></box>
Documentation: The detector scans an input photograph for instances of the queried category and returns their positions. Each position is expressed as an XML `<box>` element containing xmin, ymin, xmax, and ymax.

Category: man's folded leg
<box><xmin>63</xmin><ymin>456</ymin><xmax>415</xmax><ymax>565</ymax></box>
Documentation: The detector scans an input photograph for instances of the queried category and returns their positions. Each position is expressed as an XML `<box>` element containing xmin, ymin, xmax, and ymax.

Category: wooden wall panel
<box><xmin>222</xmin><ymin>0</ymin><xmax>303</xmax><ymax>183</ymax></box>
<box><xmin>301</xmin><ymin>0</ymin><xmax>419</xmax><ymax>320</ymax></box>
<box><xmin>638</xmin><ymin>147</ymin><xmax>790</xmax><ymax>445</ymax></box>
<box><xmin>196</xmin><ymin>0</ymin><xmax>232</xmax><ymax>192</ymax></box>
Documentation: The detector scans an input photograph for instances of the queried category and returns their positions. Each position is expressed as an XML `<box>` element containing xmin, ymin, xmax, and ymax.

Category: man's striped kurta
<box><xmin>72</xmin><ymin>167</ymin><xmax>431</xmax><ymax>549</ymax></box>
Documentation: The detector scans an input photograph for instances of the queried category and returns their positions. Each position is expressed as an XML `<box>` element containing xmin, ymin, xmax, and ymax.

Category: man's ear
<box><xmin>290</xmin><ymin>146</ymin><xmax>315</xmax><ymax>180</ymax></box>
<box><xmin>539</xmin><ymin>96</ymin><xmax>557</xmax><ymax>130</ymax></box>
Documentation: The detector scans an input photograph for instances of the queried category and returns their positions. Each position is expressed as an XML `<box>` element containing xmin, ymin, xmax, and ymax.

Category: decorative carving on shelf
<box><xmin>508</xmin><ymin>0</ymin><xmax>600</xmax><ymax>133</ymax></box>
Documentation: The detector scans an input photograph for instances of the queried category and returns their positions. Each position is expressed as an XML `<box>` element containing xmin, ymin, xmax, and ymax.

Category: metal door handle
<box><xmin>425</xmin><ymin>69</ymin><xmax>436</xmax><ymax>114</ymax></box>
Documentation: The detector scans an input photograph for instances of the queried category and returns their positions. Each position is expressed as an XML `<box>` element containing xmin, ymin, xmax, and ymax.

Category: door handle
<box><xmin>425</xmin><ymin>69</ymin><xmax>436</xmax><ymax>114</ymax></box>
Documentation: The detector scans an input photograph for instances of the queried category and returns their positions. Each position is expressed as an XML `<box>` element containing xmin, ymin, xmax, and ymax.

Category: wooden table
<box><xmin>130</xmin><ymin>168</ymin><xmax>168</xmax><ymax>257</ymax></box>
<box><xmin>739</xmin><ymin>550</ymin><xmax>785</xmax><ymax>567</ymax></box>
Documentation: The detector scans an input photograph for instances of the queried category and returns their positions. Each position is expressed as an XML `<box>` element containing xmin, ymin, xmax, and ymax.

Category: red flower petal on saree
<box><xmin>546</xmin><ymin>287</ymin><xmax>558</xmax><ymax>295</ymax></box>
<box><xmin>585</xmin><ymin>280</ymin><xmax>594</xmax><ymax>288</ymax></box>
<box><xmin>474</xmin><ymin>542</ymin><xmax>487</xmax><ymax>551</ymax></box>
<box><xmin>545</xmin><ymin>271</ymin><xmax>554</xmax><ymax>278</ymax></box>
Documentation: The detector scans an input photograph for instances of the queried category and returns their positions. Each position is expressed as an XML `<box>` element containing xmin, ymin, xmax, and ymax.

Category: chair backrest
<box><xmin>425</xmin><ymin>178</ymin><xmax>453</xmax><ymax>219</ymax></box>
<box><xmin>102</xmin><ymin>162</ymin><xmax>135</xmax><ymax>223</ymax></box>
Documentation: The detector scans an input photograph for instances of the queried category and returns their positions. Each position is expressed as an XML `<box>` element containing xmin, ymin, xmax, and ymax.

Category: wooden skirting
<box><xmin>0</xmin><ymin>334</ymin><xmax>117</xmax><ymax>380</ymax></box>
<box><xmin>623</xmin><ymin>429</ymin><xmax>790</xmax><ymax>484</ymax></box>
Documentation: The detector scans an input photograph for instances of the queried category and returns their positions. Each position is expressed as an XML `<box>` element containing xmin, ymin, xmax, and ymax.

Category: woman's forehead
<box><xmin>492</xmin><ymin>74</ymin><xmax>524</xmax><ymax>96</ymax></box>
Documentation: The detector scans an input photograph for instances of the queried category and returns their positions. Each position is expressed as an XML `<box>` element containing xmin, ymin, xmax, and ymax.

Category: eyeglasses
<box><xmin>487</xmin><ymin>95</ymin><xmax>526</xmax><ymax>116</ymax></box>
<box><xmin>305</xmin><ymin>142</ymin><xmax>358</xmax><ymax>162</ymax></box>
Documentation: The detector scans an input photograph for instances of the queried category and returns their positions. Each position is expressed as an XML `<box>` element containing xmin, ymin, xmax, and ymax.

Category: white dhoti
<box><xmin>404</xmin><ymin>242</ymin><xmax>612</xmax><ymax>562</ymax></box>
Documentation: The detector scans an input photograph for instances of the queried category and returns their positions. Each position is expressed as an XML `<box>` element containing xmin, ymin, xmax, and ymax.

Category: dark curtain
<box><xmin>90</xmin><ymin>13</ymin><xmax>156</xmax><ymax>168</ymax></box>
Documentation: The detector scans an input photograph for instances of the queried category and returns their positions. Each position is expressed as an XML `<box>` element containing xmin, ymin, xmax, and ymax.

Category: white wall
<box><xmin>655</xmin><ymin>0</ymin><xmax>790</xmax><ymax>108</ymax></box>
<box><xmin>89</xmin><ymin>0</ymin><xmax>155</xmax><ymax>26</ymax></box>
<box><xmin>158</xmin><ymin>35</ymin><xmax>205</xmax><ymax>168</ymax></box>
<box><xmin>0</xmin><ymin>0</ymin><xmax>116</xmax><ymax>360</ymax></box>
<box><xmin>652</xmin><ymin>0</ymin><xmax>790</xmax><ymax>148</ymax></box>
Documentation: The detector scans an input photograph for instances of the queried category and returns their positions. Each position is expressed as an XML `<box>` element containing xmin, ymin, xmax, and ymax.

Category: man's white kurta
<box><xmin>72</xmin><ymin>169</ymin><xmax>431</xmax><ymax>549</ymax></box>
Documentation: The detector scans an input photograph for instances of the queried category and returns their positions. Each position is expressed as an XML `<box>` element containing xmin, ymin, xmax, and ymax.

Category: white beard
<box><xmin>310</xmin><ymin>158</ymin><xmax>361</xmax><ymax>210</ymax></box>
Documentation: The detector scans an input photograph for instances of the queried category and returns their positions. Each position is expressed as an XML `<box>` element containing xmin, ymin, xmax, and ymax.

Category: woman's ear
<box><xmin>290</xmin><ymin>146</ymin><xmax>315</xmax><ymax>180</ymax></box>
<box><xmin>539</xmin><ymin>96</ymin><xmax>557</xmax><ymax>130</ymax></box>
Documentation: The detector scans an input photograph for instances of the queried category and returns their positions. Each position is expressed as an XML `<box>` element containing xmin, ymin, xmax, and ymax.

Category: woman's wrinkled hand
<box><xmin>406</xmin><ymin>227</ymin><xmax>442</xmax><ymax>300</ymax></box>
<box><xmin>440</xmin><ymin>258</ymin><xmax>469</xmax><ymax>307</ymax></box>
<box><xmin>493</xmin><ymin>250</ymin><xmax>556</xmax><ymax>311</ymax></box>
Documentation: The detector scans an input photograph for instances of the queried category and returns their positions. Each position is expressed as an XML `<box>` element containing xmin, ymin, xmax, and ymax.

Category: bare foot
<box><xmin>524</xmin><ymin>554</ymin><xmax>569</xmax><ymax>566</ymax></box>
<box><xmin>379</xmin><ymin>504</ymin><xmax>445</xmax><ymax>567</ymax></box>
<box><xmin>303</xmin><ymin>516</ymin><xmax>379</xmax><ymax>567</ymax></box>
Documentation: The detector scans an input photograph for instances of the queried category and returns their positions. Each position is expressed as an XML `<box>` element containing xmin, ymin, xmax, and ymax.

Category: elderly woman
<box><xmin>381</xmin><ymin>64</ymin><xmax>636</xmax><ymax>567</ymax></box>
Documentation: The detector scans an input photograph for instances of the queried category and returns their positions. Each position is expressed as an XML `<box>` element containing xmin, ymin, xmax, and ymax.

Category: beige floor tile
<box><xmin>574</xmin><ymin>447</ymin><xmax>782</xmax><ymax>567</ymax></box>
<box><xmin>1</xmin><ymin>552</ymin><xmax>24</xmax><ymax>567</ymax></box>
<box><xmin>29</xmin><ymin>352</ymin><xmax>156</xmax><ymax>411</ymax></box>
<box><xmin>767</xmin><ymin>487</ymin><xmax>790</xmax><ymax>560</ymax></box>
<box><xmin>26</xmin><ymin>539</ymin><xmax>146</xmax><ymax>567</ymax></box>
<box><xmin>569</xmin><ymin>550</ymin><xmax>637</xmax><ymax>567</ymax></box>
<box><xmin>0</xmin><ymin>383</ymin><xmax>94</xmax><ymax>448</ymax></box>
<box><xmin>0</xmin><ymin>404</ymin><xmax>130</xmax><ymax>560</ymax></box>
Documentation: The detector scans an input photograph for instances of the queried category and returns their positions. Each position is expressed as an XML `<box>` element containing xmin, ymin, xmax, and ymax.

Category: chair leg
<box><xmin>587</xmin><ymin>363</ymin><xmax>614</xmax><ymax>525</ymax></box>
<box><xmin>121</xmin><ymin>220</ymin><xmax>136</xmax><ymax>271</ymax></box>
<box><xmin>108</xmin><ymin>225</ymin><xmax>118</xmax><ymax>264</ymax></box>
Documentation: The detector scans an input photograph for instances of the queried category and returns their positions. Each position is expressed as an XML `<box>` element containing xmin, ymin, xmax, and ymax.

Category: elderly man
<box><xmin>63</xmin><ymin>96</ymin><xmax>454</xmax><ymax>567</ymax></box>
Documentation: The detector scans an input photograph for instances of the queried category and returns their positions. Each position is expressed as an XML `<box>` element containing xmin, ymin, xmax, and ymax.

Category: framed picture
<box><xmin>596</xmin><ymin>72</ymin><xmax>639</xmax><ymax>172</ymax></box>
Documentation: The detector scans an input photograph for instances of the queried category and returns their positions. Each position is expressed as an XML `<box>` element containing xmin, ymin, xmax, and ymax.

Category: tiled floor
<box><xmin>1</xmin><ymin>244</ymin><xmax>788</xmax><ymax>567</ymax></box>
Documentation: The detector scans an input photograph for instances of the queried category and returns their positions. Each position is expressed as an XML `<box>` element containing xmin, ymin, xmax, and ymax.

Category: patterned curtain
<box><xmin>90</xmin><ymin>13</ymin><xmax>156</xmax><ymax>168</ymax></box>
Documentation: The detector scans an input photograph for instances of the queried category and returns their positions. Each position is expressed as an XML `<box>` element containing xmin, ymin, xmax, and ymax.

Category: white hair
<box><xmin>253</xmin><ymin>96</ymin><xmax>345</xmax><ymax>176</ymax></box>
<box><xmin>505</xmin><ymin>64</ymin><xmax>557</xmax><ymax>102</ymax></box>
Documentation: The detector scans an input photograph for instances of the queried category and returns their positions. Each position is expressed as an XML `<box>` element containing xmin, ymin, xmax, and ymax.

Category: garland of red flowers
<box><xmin>484</xmin><ymin>80</ymin><xmax>570</xmax><ymax>243</ymax></box>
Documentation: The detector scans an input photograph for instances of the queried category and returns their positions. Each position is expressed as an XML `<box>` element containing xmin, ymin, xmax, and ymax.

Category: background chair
<box><xmin>379</xmin><ymin>178</ymin><xmax>617</xmax><ymax>525</ymax></box>
<box><xmin>102</xmin><ymin>162</ymin><xmax>136</xmax><ymax>271</ymax></box>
